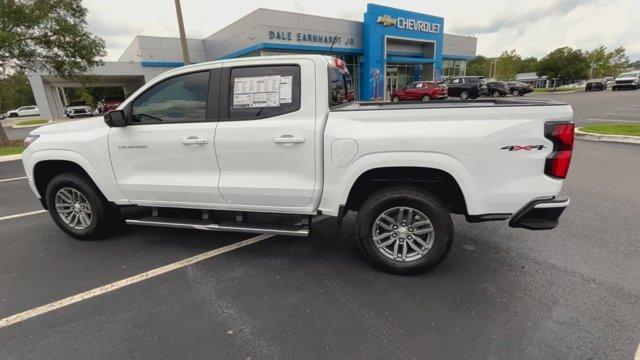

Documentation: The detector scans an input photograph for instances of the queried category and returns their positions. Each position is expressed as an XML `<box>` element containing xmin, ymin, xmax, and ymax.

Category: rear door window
<box><xmin>228</xmin><ymin>65</ymin><xmax>301</xmax><ymax>121</ymax></box>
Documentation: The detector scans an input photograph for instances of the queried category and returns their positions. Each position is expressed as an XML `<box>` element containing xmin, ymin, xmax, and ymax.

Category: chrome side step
<box><xmin>125</xmin><ymin>217</ymin><xmax>310</xmax><ymax>237</ymax></box>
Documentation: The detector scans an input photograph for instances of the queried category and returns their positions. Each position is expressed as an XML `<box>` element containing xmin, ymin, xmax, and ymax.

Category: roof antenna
<box><xmin>328</xmin><ymin>36</ymin><xmax>338</xmax><ymax>57</ymax></box>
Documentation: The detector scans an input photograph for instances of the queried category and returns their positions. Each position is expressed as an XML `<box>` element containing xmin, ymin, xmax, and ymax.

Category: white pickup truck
<box><xmin>22</xmin><ymin>55</ymin><xmax>574</xmax><ymax>274</ymax></box>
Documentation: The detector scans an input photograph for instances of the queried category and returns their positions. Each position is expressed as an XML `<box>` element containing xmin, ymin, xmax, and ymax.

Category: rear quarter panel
<box><xmin>319</xmin><ymin>103</ymin><xmax>573</xmax><ymax>216</ymax></box>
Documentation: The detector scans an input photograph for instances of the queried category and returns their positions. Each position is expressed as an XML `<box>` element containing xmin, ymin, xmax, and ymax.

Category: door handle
<box><xmin>273</xmin><ymin>135</ymin><xmax>306</xmax><ymax>145</ymax></box>
<box><xmin>180</xmin><ymin>136</ymin><xmax>209</xmax><ymax>145</ymax></box>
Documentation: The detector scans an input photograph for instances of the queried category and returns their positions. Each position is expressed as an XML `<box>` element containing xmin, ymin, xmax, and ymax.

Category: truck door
<box><xmin>108</xmin><ymin>68</ymin><xmax>225</xmax><ymax>206</ymax></box>
<box><xmin>215</xmin><ymin>60</ymin><xmax>317</xmax><ymax>209</ymax></box>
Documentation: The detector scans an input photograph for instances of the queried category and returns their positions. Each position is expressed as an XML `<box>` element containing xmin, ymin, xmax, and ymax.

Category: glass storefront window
<box><xmin>385</xmin><ymin>63</ymin><xmax>415</xmax><ymax>99</ymax></box>
<box><xmin>442</xmin><ymin>59</ymin><xmax>467</xmax><ymax>78</ymax></box>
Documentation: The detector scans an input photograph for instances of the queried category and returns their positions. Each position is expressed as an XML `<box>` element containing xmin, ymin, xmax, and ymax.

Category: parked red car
<box><xmin>97</xmin><ymin>96</ymin><xmax>125</xmax><ymax>114</ymax></box>
<box><xmin>391</xmin><ymin>81</ymin><xmax>448</xmax><ymax>102</ymax></box>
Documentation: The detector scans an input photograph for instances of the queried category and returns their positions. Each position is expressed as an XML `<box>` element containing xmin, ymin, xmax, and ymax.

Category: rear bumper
<box><xmin>509</xmin><ymin>193</ymin><xmax>569</xmax><ymax>230</ymax></box>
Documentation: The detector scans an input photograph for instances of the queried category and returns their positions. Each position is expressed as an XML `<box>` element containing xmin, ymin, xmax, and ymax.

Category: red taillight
<box><xmin>544</xmin><ymin>122</ymin><xmax>574</xmax><ymax>179</ymax></box>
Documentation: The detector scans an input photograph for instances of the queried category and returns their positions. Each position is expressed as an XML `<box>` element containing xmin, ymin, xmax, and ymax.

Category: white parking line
<box><xmin>605</xmin><ymin>113</ymin><xmax>640</xmax><ymax>117</ymax></box>
<box><xmin>0</xmin><ymin>210</ymin><xmax>47</xmax><ymax>221</ymax></box>
<box><xmin>0</xmin><ymin>215</ymin><xmax>329</xmax><ymax>329</ymax></box>
<box><xmin>0</xmin><ymin>176</ymin><xmax>27</xmax><ymax>183</ymax></box>
<box><xmin>585</xmin><ymin>119</ymin><xmax>640</xmax><ymax>123</ymax></box>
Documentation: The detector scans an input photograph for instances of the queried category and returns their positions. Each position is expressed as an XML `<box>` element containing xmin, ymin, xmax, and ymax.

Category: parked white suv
<box><xmin>7</xmin><ymin>105</ymin><xmax>39</xmax><ymax>117</ymax></box>
<box><xmin>21</xmin><ymin>55</ymin><xmax>574</xmax><ymax>274</ymax></box>
<box><xmin>64</xmin><ymin>101</ymin><xmax>93</xmax><ymax>118</ymax></box>
<box><xmin>612</xmin><ymin>71</ymin><xmax>640</xmax><ymax>90</ymax></box>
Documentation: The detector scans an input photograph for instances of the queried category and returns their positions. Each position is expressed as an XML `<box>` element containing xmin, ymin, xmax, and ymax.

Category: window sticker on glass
<box><xmin>279</xmin><ymin>76</ymin><xmax>292</xmax><ymax>104</ymax></box>
<box><xmin>233</xmin><ymin>75</ymin><xmax>282</xmax><ymax>108</ymax></box>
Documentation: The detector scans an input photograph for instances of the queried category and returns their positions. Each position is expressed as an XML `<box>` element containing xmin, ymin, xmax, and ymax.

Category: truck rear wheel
<box><xmin>45</xmin><ymin>173</ymin><xmax>116</xmax><ymax>240</ymax></box>
<box><xmin>356</xmin><ymin>186</ymin><xmax>454</xmax><ymax>274</ymax></box>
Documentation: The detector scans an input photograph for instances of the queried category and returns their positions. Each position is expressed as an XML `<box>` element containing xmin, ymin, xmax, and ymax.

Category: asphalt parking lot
<box><xmin>1</xmin><ymin>90</ymin><xmax>640</xmax><ymax>359</ymax></box>
<box><xmin>529</xmin><ymin>87</ymin><xmax>640</xmax><ymax>126</ymax></box>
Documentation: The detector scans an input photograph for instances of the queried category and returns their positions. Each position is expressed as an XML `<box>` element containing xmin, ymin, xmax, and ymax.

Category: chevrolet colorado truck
<box><xmin>21</xmin><ymin>55</ymin><xmax>574</xmax><ymax>274</ymax></box>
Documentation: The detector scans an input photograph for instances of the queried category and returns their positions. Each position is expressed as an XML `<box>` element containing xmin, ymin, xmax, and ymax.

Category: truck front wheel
<box><xmin>356</xmin><ymin>186</ymin><xmax>454</xmax><ymax>274</ymax></box>
<box><xmin>45</xmin><ymin>173</ymin><xmax>117</xmax><ymax>240</ymax></box>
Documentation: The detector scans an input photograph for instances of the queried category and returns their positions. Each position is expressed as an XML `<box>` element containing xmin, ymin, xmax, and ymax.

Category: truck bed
<box><xmin>333</xmin><ymin>98</ymin><xmax>568</xmax><ymax>111</ymax></box>
<box><xmin>319</xmin><ymin>97</ymin><xmax>573</xmax><ymax>217</ymax></box>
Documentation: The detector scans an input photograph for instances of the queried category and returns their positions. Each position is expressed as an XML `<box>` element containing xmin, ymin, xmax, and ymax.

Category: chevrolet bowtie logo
<box><xmin>377</xmin><ymin>15</ymin><xmax>397</xmax><ymax>27</ymax></box>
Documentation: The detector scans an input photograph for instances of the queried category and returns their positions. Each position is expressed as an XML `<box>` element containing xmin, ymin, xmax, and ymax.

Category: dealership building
<box><xmin>28</xmin><ymin>4</ymin><xmax>477</xmax><ymax>119</ymax></box>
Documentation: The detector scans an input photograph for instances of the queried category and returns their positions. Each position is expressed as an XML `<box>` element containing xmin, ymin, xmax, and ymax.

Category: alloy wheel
<box><xmin>55</xmin><ymin>187</ymin><xmax>93</xmax><ymax>230</ymax></box>
<box><xmin>371</xmin><ymin>206</ymin><xmax>435</xmax><ymax>262</ymax></box>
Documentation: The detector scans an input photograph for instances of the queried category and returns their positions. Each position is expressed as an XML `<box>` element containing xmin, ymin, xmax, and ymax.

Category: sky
<box><xmin>83</xmin><ymin>0</ymin><xmax>640</xmax><ymax>62</ymax></box>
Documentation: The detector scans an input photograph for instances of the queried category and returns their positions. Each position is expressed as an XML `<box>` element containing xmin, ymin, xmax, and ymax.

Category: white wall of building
<box><xmin>203</xmin><ymin>9</ymin><xmax>364</xmax><ymax>60</ymax></box>
<box><xmin>118</xmin><ymin>35</ymin><xmax>207</xmax><ymax>64</ymax></box>
<box><xmin>443</xmin><ymin>34</ymin><xmax>477</xmax><ymax>59</ymax></box>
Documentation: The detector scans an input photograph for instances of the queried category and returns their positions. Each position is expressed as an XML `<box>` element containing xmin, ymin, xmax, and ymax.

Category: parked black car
<box><xmin>486</xmin><ymin>81</ymin><xmax>509</xmax><ymax>97</ymax></box>
<box><xmin>506</xmin><ymin>81</ymin><xmax>533</xmax><ymax>96</ymax></box>
<box><xmin>585</xmin><ymin>78</ymin><xmax>607</xmax><ymax>91</ymax></box>
<box><xmin>442</xmin><ymin>76</ymin><xmax>488</xmax><ymax>100</ymax></box>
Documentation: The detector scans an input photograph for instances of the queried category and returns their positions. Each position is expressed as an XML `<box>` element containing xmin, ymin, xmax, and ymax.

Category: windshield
<box><xmin>618</xmin><ymin>72</ymin><xmax>638</xmax><ymax>78</ymax></box>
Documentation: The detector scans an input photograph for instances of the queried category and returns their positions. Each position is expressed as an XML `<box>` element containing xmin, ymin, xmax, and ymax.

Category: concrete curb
<box><xmin>11</xmin><ymin>120</ymin><xmax>52</xmax><ymax>129</ymax></box>
<box><xmin>534</xmin><ymin>89</ymin><xmax>583</xmax><ymax>94</ymax></box>
<box><xmin>576</xmin><ymin>128</ymin><xmax>640</xmax><ymax>144</ymax></box>
<box><xmin>0</xmin><ymin>154</ymin><xmax>22</xmax><ymax>162</ymax></box>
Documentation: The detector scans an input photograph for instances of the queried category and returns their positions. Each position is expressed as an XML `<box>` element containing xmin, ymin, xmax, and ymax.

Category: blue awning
<box><xmin>385</xmin><ymin>56</ymin><xmax>435</xmax><ymax>64</ymax></box>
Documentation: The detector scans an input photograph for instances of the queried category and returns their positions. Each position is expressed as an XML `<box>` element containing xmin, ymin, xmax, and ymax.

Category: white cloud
<box><xmin>82</xmin><ymin>0</ymin><xmax>640</xmax><ymax>61</ymax></box>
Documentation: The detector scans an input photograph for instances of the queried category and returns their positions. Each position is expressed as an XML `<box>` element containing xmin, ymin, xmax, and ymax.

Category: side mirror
<box><xmin>104</xmin><ymin>110</ymin><xmax>127</xmax><ymax>127</ymax></box>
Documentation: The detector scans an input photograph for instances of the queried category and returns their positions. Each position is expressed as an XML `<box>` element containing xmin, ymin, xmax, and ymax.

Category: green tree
<box><xmin>466</xmin><ymin>55</ymin><xmax>491</xmax><ymax>77</ymax></box>
<box><xmin>0</xmin><ymin>72</ymin><xmax>35</xmax><ymax>112</ymax></box>
<box><xmin>0</xmin><ymin>0</ymin><xmax>105</xmax><ymax>145</ymax></box>
<box><xmin>538</xmin><ymin>47</ymin><xmax>589</xmax><ymax>89</ymax></box>
<box><xmin>518</xmin><ymin>57</ymin><xmax>539</xmax><ymax>73</ymax></box>
<box><xmin>586</xmin><ymin>46</ymin><xmax>629</xmax><ymax>78</ymax></box>
<box><xmin>495</xmin><ymin>50</ymin><xmax>521</xmax><ymax>81</ymax></box>
<box><xmin>605</xmin><ymin>47</ymin><xmax>629</xmax><ymax>77</ymax></box>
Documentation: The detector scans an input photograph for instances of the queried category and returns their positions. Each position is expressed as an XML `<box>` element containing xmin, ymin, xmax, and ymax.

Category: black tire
<box><xmin>491</xmin><ymin>91</ymin><xmax>500</xmax><ymax>98</ymax></box>
<box><xmin>512</xmin><ymin>89</ymin><xmax>520</xmax><ymax>96</ymax></box>
<box><xmin>391</xmin><ymin>96</ymin><xmax>399</xmax><ymax>102</ymax></box>
<box><xmin>421</xmin><ymin>95</ymin><xmax>430</xmax><ymax>102</ymax></box>
<box><xmin>45</xmin><ymin>172</ymin><xmax>117</xmax><ymax>240</ymax></box>
<box><xmin>460</xmin><ymin>91</ymin><xmax>470</xmax><ymax>100</ymax></box>
<box><xmin>356</xmin><ymin>186</ymin><xmax>454</xmax><ymax>274</ymax></box>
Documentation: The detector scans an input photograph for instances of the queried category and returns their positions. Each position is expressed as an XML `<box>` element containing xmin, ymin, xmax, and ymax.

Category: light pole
<box><xmin>489</xmin><ymin>60</ymin><xmax>498</xmax><ymax>79</ymax></box>
<box><xmin>174</xmin><ymin>0</ymin><xmax>190</xmax><ymax>65</ymax></box>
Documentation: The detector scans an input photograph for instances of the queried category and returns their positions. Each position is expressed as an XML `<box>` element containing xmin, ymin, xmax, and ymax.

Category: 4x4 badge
<box><xmin>501</xmin><ymin>145</ymin><xmax>545</xmax><ymax>151</ymax></box>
